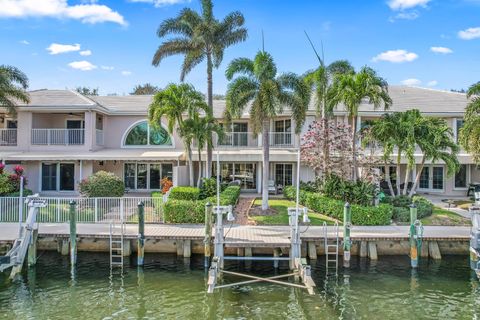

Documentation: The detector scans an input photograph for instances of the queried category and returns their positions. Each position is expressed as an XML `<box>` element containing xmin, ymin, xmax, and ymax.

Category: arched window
<box><xmin>123</xmin><ymin>121</ymin><xmax>173</xmax><ymax>147</ymax></box>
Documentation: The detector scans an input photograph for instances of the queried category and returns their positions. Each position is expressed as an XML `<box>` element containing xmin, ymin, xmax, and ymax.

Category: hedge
<box><xmin>284</xmin><ymin>185</ymin><xmax>393</xmax><ymax>226</ymax></box>
<box><xmin>163</xmin><ymin>186</ymin><xmax>241</xmax><ymax>223</ymax></box>
<box><xmin>168</xmin><ymin>186</ymin><xmax>200</xmax><ymax>201</ymax></box>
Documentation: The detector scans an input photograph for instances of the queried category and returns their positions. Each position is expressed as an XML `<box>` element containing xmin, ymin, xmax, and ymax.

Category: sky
<box><xmin>0</xmin><ymin>0</ymin><xmax>479</xmax><ymax>95</ymax></box>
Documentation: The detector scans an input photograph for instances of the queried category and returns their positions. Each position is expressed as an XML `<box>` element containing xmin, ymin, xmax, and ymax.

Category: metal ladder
<box><xmin>109</xmin><ymin>220</ymin><xmax>125</xmax><ymax>267</ymax></box>
<box><xmin>324</xmin><ymin>221</ymin><xmax>339</xmax><ymax>274</ymax></box>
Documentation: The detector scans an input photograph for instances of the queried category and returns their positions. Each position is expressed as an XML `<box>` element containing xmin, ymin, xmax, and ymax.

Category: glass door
<box><xmin>59</xmin><ymin>163</ymin><xmax>75</xmax><ymax>191</ymax></box>
<box><xmin>432</xmin><ymin>166</ymin><xmax>444</xmax><ymax>190</ymax></box>
<box><xmin>41</xmin><ymin>163</ymin><xmax>57</xmax><ymax>191</ymax></box>
<box><xmin>419</xmin><ymin>167</ymin><xmax>430</xmax><ymax>190</ymax></box>
<box><xmin>275</xmin><ymin>164</ymin><xmax>293</xmax><ymax>188</ymax></box>
<box><xmin>66</xmin><ymin>120</ymin><xmax>84</xmax><ymax>144</ymax></box>
<box><xmin>232</xmin><ymin>123</ymin><xmax>248</xmax><ymax>146</ymax></box>
<box><xmin>136</xmin><ymin>164</ymin><xmax>148</xmax><ymax>189</ymax></box>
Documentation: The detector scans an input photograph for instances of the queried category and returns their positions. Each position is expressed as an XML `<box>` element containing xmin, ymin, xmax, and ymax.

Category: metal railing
<box><xmin>217</xmin><ymin>131</ymin><xmax>257</xmax><ymax>147</ymax></box>
<box><xmin>269</xmin><ymin>132</ymin><xmax>293</xmax><ymax>147</ymax></box>
<box><xmin>0</xmin><ymin>196</ymin><xmax>164</xmax><ymax>223</ymax></box>
<box><xmin>0</xmin><ymin>129</ymin><xmax>17</xmax><ymax>146</ymax></box>
<box><xmin>31</xmin><ymin>129</ymin><xmax>85</xmax><ymax>145</ymax></box>
<box><xmin>96</xmin><ymin>129</ymin><xmax>104</xmax><ymax>145</ymax></box>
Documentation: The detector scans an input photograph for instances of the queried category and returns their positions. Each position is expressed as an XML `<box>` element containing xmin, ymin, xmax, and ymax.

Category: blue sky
<box><xmin>1</xmin><ymin>0</ymin><xmax>479</xmax><ymax>95</ymax></box>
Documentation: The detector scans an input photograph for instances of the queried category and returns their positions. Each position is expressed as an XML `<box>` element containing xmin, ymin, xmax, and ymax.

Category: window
<box><xmin>275</xmin><ymin>164</ymin><xmax>293</xmax><ymax>187</ymax></box>
<box><xmin>213</xmin><ymin>162</ymin><xmax>257</xmax><ymax>190</ymax></box>
<box><xmin>419</xmin><ymin>167</ymin><xmax>430</xmax><ymax>189</ymax></box>
<box><xmin>273</xmin><ymin>119</ymin><xmax>292</xmax><ymax>146</ymax></box>
<box><xmin>456</xmin><ymin>119</ymin><xmax>464</xmax><ymax>143</ymax></box>
<box><xmin>41</xmin><ymin>163</ymin><xmax>75</xmax><ymax>191</ymax></box>
<box><xmin>432</xmin><ymin>167</ymin><xmax>444</xmax><ymax>190</ymax></box>
<box><xmin>123</xmin><ymin>163</ymin><xmax>173</xmax><ymax>190</ymax></box>
<box><xmin>380</xmin><ymin>166</ymin><xmax>397</xmax><ymax>186</ymax></box>
<box><xmin>219</xmin><ymin>122</ymin><xmax>248</xmax><ymax>146</ymax></box>
<box><xmin>419</xmin><ymin>166</ymin><xmax>444</xmax><ymax>190</ymax></box>
<box><xmin>455</xmin><ymin>164</ymin><xmax>467</xmax><ymax>189</ymax></box>
<box><xmin>124</xmin><ymin>121</ymin><xmax>172</xmax><ymax>147</ymax></box>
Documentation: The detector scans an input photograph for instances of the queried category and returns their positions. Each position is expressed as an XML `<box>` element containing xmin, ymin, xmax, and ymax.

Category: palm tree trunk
<box><xmin>409</xmin><ymin>157</ymin><xmax>425</xmax><ymax>197</ymax></box>
<box><xmin>384</xmin><ymin>163</ymin><xmax>395</xmax><ymax>196</ymax></box>
<box><xmin>403</xmin><ymin>165</ymin><xmax>410</xmax><ymax>195</ymax></box>
<box><xmin>206</xmin><ymin>53</ymin><xmax>213</xmax><ymax>179</ymax></box>
<box><xmin>351</xmin><ymin>115</ymin><xmax>358</xmax><ymax>181</ymax></box>
<box><xmin>396</xmin><ymin>150</ymin><xmax>402</xmax><ymax>196</ymax></box>
<box><xmin>197</xmin><ymin>146</ymin><xmax>202</xmax><ymax>188</ymax></box>
<box><xmin>186</xmin><ymin>144</ymin><xmax>194</xmax><ymax>187</ymax></box>
<box><xmin>262</xmin><ymin>120</ymin><xmax>270</xmax><ymax>211</ymax></box>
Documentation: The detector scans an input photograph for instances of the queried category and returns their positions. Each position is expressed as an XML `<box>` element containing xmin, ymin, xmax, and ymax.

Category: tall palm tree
<box><xmin>409</xmin><ymin>117</ymin><xmax>459</xmax><ymax>197</ymax></box>
<box><xmin>148</xmin><ymin>83</ymin><xmax>207</xmax><ymax>187</ymax></box>
<box><xmin>152</xmin><ymin>0</ymin><xmax>247</xmax><ymax>178</ymax></box>
<box><xmin>225</xmin><ymin>50</ymin><xmax>310</xmax><ymax>210</ymax></box>
<box><xmin>460</xmin><ymin>81</ymin><xmax>480</xmax><ymax>164</ymax></box>
<box><xmin>0</xmin><ymin>65</ymin><xmax>29</xmax><ymax>115</ymax></box>
<box><xmin>329</xmin><ymin>66</ymin><xmax>392</xmax><ymax>181</ymax></box>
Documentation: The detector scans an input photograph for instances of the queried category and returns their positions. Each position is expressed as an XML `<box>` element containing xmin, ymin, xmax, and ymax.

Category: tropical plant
<box><xmin>161</xmin><ymin>177</ymin><xmax>173</xmax><ymax>194</ymax></box>
<box><xmin>0</xmin><ymin>65</ymin><xmax>29</xmax><ymax>115</ymax></box>
<box><xmin>328</xmin><ymin>66</ymin><xmax>392</xmax><ymax>180</ymax></box>
<box><xmin>75</xmin><ymin>86</ymin><xmax>98</xmax><ymax>96</ymax></box>
<box><xmin>409</xmin><ymin>117</ymin><xmax>459</xmax><ymax>196</ymax></box>
<box><xmin>79</xmin><ymin>171</ymin><xmax>125</xmax><ymax>197</ymax></box>
<box><xmin>152</xmin><ymin>0</ymin><xmax>247</xmax><ymax>178</ymax></box>
<box><xmin>131</xmin><ymin>83</ymin><xmax>160</xmax><ymax>95</ymax></box>
<box><xmin>459</xmin><ymin>81</ymin><xmax>480</xmax><ymax>164</ymax></box>
<box><xmin>148</xmin><ymin>83</ymin><xmax>207</xmax><ymax>187</ymax></box>
<box><xmin>225</xmin><ymin>50</ymin><xmax>310</xmax><ymax>210</ymax></box>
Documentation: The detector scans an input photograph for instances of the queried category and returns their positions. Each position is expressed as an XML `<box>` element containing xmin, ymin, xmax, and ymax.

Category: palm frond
<box><xmin>152</xmin><ymin>38</ymin><xmax>196</xmax><ymax>67</ymax></box>
<box><xmin>225</xmin><ymin>57</ymin><xmax>255</xmax><ymax>80</ymax></box>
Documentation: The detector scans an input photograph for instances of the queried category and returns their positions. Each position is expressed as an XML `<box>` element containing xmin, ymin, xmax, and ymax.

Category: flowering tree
<box><xmin>0</xmin><ymin>164</ymin><xmax>27</xmax><ymax>195</ymax></box>
<box><xmin>301</xmin><ymin>120</ymin><xmax>354</xmax><ymax>180</ymax></box>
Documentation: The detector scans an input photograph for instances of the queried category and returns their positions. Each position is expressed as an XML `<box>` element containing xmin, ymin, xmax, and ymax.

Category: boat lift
<box><xmin>206</xmin><ymin>148</ymin><xmax>316</xmax><ymax>294</ymax></box>
<box><xmin>469</xmin><ymin>185</ymin><xmax>480</xmax><ymax>279</ymax></box>
<box><xmin>0</xmin><ymin>196</ymin><xmax>47</xmax><ymax>279</ymax></box>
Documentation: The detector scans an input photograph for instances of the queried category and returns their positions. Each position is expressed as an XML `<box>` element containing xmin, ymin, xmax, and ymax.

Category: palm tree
<box><xmin>225</xmin><ymin>50</ymin><xmax>310</xmax><ymax>210</ymax></box>
<box><xmin>460</xmin><ymin>81</ymin><xmax>480</xmax><ymax>164</ymax></box>
<box><xmin>148</xmin><ymin>83</ymin><xmax>207</xmax><ymax>187</ymax></box>
<box><xmin>152</xmin><ymin>0</ymin><xmax>247</xmax><ymax>178</ymax></box>
<box><xmin>329</xmin><ymin>66</ymin><xmax>392</xmax><ymax>181</ymax></box>
<box><xmin>0</xmin><ymin>65</ymin><xmax>29</xmax><ymax>115</ymax></box>
<box><xmin>409</xmin><ymin>117</ymin><xmax>459</xmax><ymax>197</ymax></box>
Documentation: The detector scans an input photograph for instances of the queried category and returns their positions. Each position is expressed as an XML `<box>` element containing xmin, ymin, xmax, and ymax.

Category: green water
<box><xmin>0</xmin><ymin>253</ymin><xmax>479</xmax><ymax>319</ymax></box>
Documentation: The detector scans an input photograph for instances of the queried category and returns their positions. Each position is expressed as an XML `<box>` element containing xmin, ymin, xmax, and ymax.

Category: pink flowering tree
<box><xmin>301</xmin><ymin>120</ymin><xmax>354</xmax><ymax>180</ymax></box>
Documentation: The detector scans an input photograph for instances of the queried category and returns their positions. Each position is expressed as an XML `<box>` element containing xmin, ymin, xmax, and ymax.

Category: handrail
<box><xmin>31</xmin><ymin>128</ymin><xmax>85</xmax><ymax>145</ymax></box>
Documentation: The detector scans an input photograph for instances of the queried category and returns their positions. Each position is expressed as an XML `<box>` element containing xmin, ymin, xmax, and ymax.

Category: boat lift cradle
<box><xmin>207</xmin><ymin>205</ymin><xmax>316</xmax><ymax>295</ymax></box>
<box><xmin>0</xmin><ymin>196</ymin><xmax>47</xmax><ymax>279</ymax></box>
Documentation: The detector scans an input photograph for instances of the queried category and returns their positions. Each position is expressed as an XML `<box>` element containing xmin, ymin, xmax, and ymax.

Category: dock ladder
<box><xmin>324</xmin><ymin>221</ymin><xmax>339</xmax><ymax>274</ymax></box>
<box><xmin>109</xmin><ymin>220</ymin><xmax>126</xmax><ymax>267</ymax></box>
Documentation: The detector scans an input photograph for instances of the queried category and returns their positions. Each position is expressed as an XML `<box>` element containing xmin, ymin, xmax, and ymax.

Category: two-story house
<box><xmin>0</xmin><ymin>86</ymin><xmax>477</xmax><ymax>197</ymax></box>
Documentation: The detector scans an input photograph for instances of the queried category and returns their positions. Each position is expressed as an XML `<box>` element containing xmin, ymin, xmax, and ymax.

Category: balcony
<box><xmin>269</xmin><ymin>132</ymin><xmax>293</xmax><ymax>147</ymax></box>
<box><xmin>0</xmin><ymin>129</ymin><xmax>17</xmax><ymax>146</ymax></box>
<box><xmin>32</xmin><ymin>129</ymin><xmax>85</xmax><ymax>145</ymax></box>
<box><xmin>216</xmin><ymin>132</ymin><xmax>258</xmax><ymax>148</ymax></box>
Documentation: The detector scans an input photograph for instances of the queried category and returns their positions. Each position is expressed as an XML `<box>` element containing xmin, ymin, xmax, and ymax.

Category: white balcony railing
<box><xmin>0</xmin><ymin>129</ymin><xmax>17</xmax><ymax>146</ymax></box>
<box><xmin>217</xmin><ymin>132</ymin><xmax>256</xmax><ymax>148</ymax></box>
<box><xmin>31</xmin><ymin>129</ymin><xmax>85</xmax><ymax>145</ymax></box>
<box><xmin>269</xmin><ymin>132</ymin><xmax>293</xmax><ymax>147</ymax></box>
<box><xmin>96</xmin><ymin>129</ymin><xmax>104</xmax><ymax>146</ymax></box>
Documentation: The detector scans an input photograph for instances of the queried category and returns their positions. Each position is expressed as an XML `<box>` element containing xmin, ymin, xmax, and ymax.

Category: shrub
<box><xmin>393</xmin><ymin>206</ymin><xmax>411</xmax><ymax>222</ymax></box>
<box><xmin>169</xmin><ymin>186</ymin><xmax>200</xmax><ymax>201</ymax></box>
<box><xmin>79</xmin><ymin>171</ymin><xmax>125</xmax><ymax>197</ymax></box>
<box><xmin>320</xmin><ymin>174</ymin><xmax>376</xmax><ymax>206</ymax></box>
<box><xmin>304</xmin><ymin>192</ymin><xmax>393</xmax><ymax>225</ymax></box>
<box><xmin>0</xmin><ymin>173</ymin><xmax>14</xmax><ymax>195</ymax></box>
<box><xmin>283</xmin><ymin>185</ymin><xmax>308</xmax><ymax>204</ymax></box>
<box><xmin>163</xmin><ymin>186</ymin><xmax>241</xmax><ymax>223</ymax></box>
<box><xmin>199</xmin><ymin>177</ymin><xmax>218</xmax><ymax>199</ymax></box>
<box><xmin>0</xmin><ymin>165</ymin><xmax>28</xmax><ymax>196</ymax></box>
<box><xmin>388</xmin><ymin>195</ymin><xmax>412</xmax><ymax>208</ymax></box>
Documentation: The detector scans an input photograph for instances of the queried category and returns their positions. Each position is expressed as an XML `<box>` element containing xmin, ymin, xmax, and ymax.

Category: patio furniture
<box><xmin>468</xmin><ymin>183</ymin><xmax>480</xmax><ymax>197</ymax></box>
<box><xmin>268</xmin><ymin>180</ymin><xmax>277</xmax><ymax>195</ymax></box>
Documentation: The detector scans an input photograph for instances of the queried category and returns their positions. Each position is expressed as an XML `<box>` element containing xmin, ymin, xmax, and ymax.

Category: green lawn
<box><xmin>249</xmin><ymin>199</ymin><xmax>338</xmax><ymax>226</ymax></box>
<box><xmin>421</xmin><ymin>206</ymin><xmax>471</xmax><ymax>226</ymax></box>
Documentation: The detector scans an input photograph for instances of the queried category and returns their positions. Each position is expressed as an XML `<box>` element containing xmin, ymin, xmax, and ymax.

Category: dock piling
<box><xmin>343</xmin><ymin>203</ymin><xmax>352</xmax><ymax>267</ymax></box>
<box><xmin>204</xmin><ymin>202</ymin><xmax>212</xmax><ymax>268</ymax></box>
<box><xmin>27</xmin><ymin>228</ymin><xmax>38</xmax><ymax>267</ymax></box>
<box><xmin>137</xmin><ymin>201</ymin><xmax>145</xmax><ymax>266</ymax></box>
<box><xmin>69</xmin><ymin>201</ymin><xmax>77</xmax><ymax>266</ymax></box>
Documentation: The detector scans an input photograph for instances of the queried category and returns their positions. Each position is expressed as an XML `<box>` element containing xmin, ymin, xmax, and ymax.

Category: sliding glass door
<box><xmin>123</xmin><ymin>163</ymin><xmax>173</xmax><ymax>190</ymax></box>
<box><xmin>41</xmin><ymin>162</ymin><xmax>75</xmax><ymax>191</ymax></box>
<box><xmin>213</xmin><ymin>162</ymin><xmax>257</xmax><ymax>191</ymax></box>
<box><xmin>418</xmin><ymin>166</ymin><xmax>444</xmax><ymax>191</ymax></box>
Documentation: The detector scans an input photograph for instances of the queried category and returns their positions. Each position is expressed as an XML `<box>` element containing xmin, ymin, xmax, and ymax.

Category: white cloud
<box><xmin>388</xmin><ymin>0</ymin><xmax>431</xmax><ymax>10</ymax></box>
<box><xmin>430</xmin><ymin>46</ymin><xmax>453</xmax><ymax>54</ymax></box>
<box><xmin>101</xmin><ymin>65</ymin><xmax>114</xmax><ymax>70</ymax></box>
<box><xmin>458</xmin><ymin>27</ymin><xmax>480</xmax><ymax>40</ymax></box>
<box><xmin>427</xmin><ymin>80</ymin><xmax>438</xmax><ymax>87</ymax></box>
<box><xmin>19</xmin><ymin>40</ymin><xmax>29</xmax><ymax>45</ymax></box>
<box><xmin>47</xmin><ymin>43</ymin><xmax>80</xmax><ymax>55</ymax></box>
<box><xmin>391</xmin><ymin>11</ymin><xmax>419</xmax><ymax>20</ymax></box>
<box><xmin>79</xmin><ymin>49</ymin><xmax>92</xmax><ymax>56</ymax></box>
<box><xmin>128</xmin><ymin>0</ymin><xmax>189</xmax><ymax>7</ymax></box>
<box><xmin>401</xmin><ymin>78</ymin><xmax>421</xmax><ymax>86</ymax></box>
<box><xmin>68</xmin><ymin>60</ymin><xmax>97</xmax><ymax>71</ymax></box>
<box><xmin>121</xmin><ymin>70</ymin><xmax>132</xmax><ymax>76</ymax></box>
<box><xmin>0</xmin><ymin>0</ymin><xmax>126</xmax><ymax>26</ymax></box>
<box><xmin>372</xmin><ymin>49</ymin><xmax>418</xmax><ymax>63</ymax></box>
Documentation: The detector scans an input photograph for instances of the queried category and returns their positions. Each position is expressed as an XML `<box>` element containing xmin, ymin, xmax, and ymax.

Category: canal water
<box><xmin>0</xmin><ymin>253</ymin><xmax>479</xmax><ymax>319</ymax></box>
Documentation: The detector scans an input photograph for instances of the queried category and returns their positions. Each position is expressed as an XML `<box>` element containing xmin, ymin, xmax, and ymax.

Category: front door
<box><xmin>66</xmin><ymin>120</ymin><xmax>84</xmax><ymax>144</ymax></box>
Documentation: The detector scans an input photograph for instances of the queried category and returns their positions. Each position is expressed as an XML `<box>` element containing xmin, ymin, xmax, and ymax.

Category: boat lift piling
<box><xmin>69</xmin><ymin>201</ymin><xmax>77</xmax><ymax>266</ymax></box>
<box><xmin>343</xmin><ymin>203</ymin><xmax>352</xmax><ymax>268</ymax></box>
<box><xmin>137</xmin><ymin>201</ymin><xmax>145</xmax><ymax>267</ymax></box>
<box><xmin>409</xmin><ymin>204</ymin><xmax>423</xmax><ymax>268</ymax></box>
<box><xmin>204</xmin><ymin>202</ymin><xmax>213</xmax><ymax>268</ymax></box>
<box><xmin>469</xmin><ymin>201</ymin><xmax>480</xmax><ymax>279</ymax></box>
